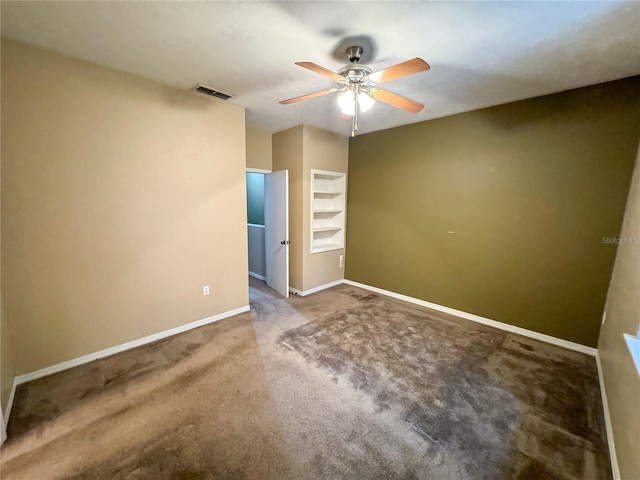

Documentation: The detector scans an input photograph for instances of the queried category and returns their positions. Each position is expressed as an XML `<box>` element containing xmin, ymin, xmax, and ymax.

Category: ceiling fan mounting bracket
<box><xmin>345</xmin><ymin>45</ymin><xmax>363</xmax><ymax>64</ymax></box>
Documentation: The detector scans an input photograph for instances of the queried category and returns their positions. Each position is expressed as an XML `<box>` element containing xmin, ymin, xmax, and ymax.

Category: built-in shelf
<box><xmin>314</xmin><ymin>191</ymin><xmax>341</xmax><ymax>196</ymax></box>
<box><xmin>312</xmin><ymin>243</ymin><xmax>343</xmax><ymax>253</ymax></box>
<box><xmin>311</xmin><ymin>169</ymin><xmax>346</xmax><ymax>254</ymax></box>
<box><xmin>313</xmin><ymin>226</ymin><xmax>342</xmax><ymax>232</ymax></box>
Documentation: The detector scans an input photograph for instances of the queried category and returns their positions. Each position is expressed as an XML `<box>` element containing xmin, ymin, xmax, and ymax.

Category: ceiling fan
<box><xmin>280</xmin><ymin>46</ymin><xmax>430</xmax><ymax>136</ymax></box>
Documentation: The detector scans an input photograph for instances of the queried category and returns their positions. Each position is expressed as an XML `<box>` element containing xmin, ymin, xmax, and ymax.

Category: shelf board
<box><xmin>311</xmin><ymin>170</ymin><xmax>345</xmax><ymax>254</ymax></box>
<box><xmin>311</xmin><ymin>242</ymin><xmax>343</xmax><ymax>253</ymax></box>
<box><xmin>315</xmin><ymin>174</ymin><xmax>343</xmax><ymax>181</ymax></box>
<box><xmin>313</xmin><ymin>226</ymin><xmax>342</xmax><ymax>232</ymax></box>
<box><xmin>313</xmin><ymin>191</ymin><xmax>341</xmax><ymax>196</ymax></box>
<box><xmin>313</xmin><ymin>209</ymin><xmax>341</xmax><ymax>214</ymax></box>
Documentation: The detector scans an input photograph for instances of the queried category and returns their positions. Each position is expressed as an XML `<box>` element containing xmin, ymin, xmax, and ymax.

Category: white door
<box><xmin>264</xmin><ymin>170</ymin><xmax>289</xmax><ymax>297</ymax></box>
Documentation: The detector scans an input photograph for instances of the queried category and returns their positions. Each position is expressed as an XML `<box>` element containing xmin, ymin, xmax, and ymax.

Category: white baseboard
<box><xmin>248</xmin><ymin>271</ymin><xmax>267</xmax><ymax>282</ymax></box>
<box><xmin>343</xmin><ymin>279</ymin><xmax>598</xmax><ymax>356</ymax></box>
<box><xmin>289</xmin><ymin>279</ymin><xmax>344</xmax><ymax>297</ymax></box>
<box><xmin>3</xmin><ymin>378</ymin><xmax>18</xmax><ymax>429</ymax></box>
<box><xmin>12</xmin><ymin>305</ymin><xmax>250</xmax><ymax>388</ymax></box>
<box><xmin>595</xmin><ymin>353</ymin><xmax>620</xmax><ymax>480</ymax></box>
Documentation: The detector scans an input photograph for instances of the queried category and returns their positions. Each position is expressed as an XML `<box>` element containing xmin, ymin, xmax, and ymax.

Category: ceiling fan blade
<box><xmin>279</xmin><ymin>88</ymin><xmax>338</xmax><ymax>105</ymax></box>
<box><xmin>368</xmin><ymin>58</ymin><xmax>430</xmax><ymax>84</ymax></box>
<box><xmin>370</xmin><ymin>88</ymin><xmax>424</xmax><ymax>113</ymax></box>
<box><xmin>295</xmin><ymin>62</ymin><xmax>346</xmax><ymax>82</ymax></box>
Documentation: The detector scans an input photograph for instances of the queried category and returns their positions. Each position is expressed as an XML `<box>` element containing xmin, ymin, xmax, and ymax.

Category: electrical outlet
<box><xmin>339</xmin><ymin>254</ymin><xmax>344</xmax><ymax>268</ymax></box>
<box><xmin>203</xmin><ymin>285</ymin><xmax>210</xmax><ymax>296</ymax></box>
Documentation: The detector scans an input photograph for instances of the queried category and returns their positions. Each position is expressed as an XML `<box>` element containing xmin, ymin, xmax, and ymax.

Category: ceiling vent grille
<box><xmin>192</xmin><ymin>84</ymin><xmax>234</xmax><ymax>100</ymax></box>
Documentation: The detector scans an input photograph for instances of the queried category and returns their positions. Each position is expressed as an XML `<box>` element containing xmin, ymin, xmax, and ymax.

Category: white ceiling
<box><xmin>2</xmin><ymin>1</ymin><xmax>639</xmax><ymax>137</ymax></box>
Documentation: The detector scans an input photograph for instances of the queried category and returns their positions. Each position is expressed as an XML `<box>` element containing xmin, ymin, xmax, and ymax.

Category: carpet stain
<box><xmin>1</xmin><ymin>279</ymin><xmax>611</xmax><ymax>480</ymax></box>
<box><xmin>278</xmin><ymin>293</ymin><xmax>611</xmax><ymax>480</ymax></box>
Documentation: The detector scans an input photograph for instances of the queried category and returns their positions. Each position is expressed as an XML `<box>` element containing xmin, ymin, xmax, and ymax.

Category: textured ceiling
<box><xmin>2</xmin><ymin>1</ymin><xmax>639</xmax><ymax>137</ymax></box>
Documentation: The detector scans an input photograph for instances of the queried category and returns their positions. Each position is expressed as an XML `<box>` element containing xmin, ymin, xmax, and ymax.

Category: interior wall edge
<box><xmin>3</xmin><ymin>378</ymin><xmax>18</xmax><ymax>430</ymax></box>
<box><xmin>249</xmin><ymin>272</ymin><xmax>267</xmax><ymax>282</ymax></box>
<box><xmin>289</xmin><ymin>279</ymin><xmax>344</xmax><ymax>297</ymax></box>
<box><xmin>11</xmin><ymin>305</ymin><xmax>250</xmax><ymax>388</ymax></box>
<box><xmin>343</xmin><ymin>279</ymin><xmax>598</xmax><ymax>356</ymax></box>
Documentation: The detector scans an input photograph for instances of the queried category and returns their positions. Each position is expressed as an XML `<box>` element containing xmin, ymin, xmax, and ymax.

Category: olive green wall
<box><xmin>346</xmin><ymin>77</ymin><xmax>640</xmax><ymax>347</ymax></box>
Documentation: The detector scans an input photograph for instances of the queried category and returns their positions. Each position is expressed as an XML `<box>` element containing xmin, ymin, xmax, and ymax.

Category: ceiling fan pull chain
<box><xmin>352</xmin><ymin>92</ymin><xmax>359</xmax><ymax>137</ymax></box>
<box><xmin>355</xmin><ymin>95</ymin><xmax>359</xmax><ymax>134</ymax></box>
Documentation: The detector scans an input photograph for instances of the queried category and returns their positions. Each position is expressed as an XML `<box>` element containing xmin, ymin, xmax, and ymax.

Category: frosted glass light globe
<box><xmin>338</xmin><ymin>91</ymin><xmax>375</xmax><ymax>116</ymax></box>
<box><xmin>357</xmin><ymin>92</ymin><xmax>375</xmax><ymax>113</ymax></box>
<box><xmin>338</xmin><ymin>91</ymin><xmax>356</xmax><ymax>115</ymax></box>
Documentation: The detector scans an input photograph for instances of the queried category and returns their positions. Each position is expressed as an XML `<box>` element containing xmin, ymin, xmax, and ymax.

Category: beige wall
<box><xmin>1</xmin><ymin>63</ymin><xmax>16</xmax><ymax>417</ymax></box>
<box><xmin>272</xmin><ymin>126</ymin><xmax>304</xmax><ymax>290</ymax></box>
<box><xmin>246</xmin><ymin>127</ymin><xmax>272</xmax><ymax>171</ymax></box>
<box><xmin>0</xmin><ymin>310</ymin><xmax>14</xmax><ymax>419</ymax></box>
<box><xmin>302</xmin><ymin>126</ymin><xmax>349</xmax><ymax>291</ymax></box>
<box><xmin>272</xmin><ymin>125</ymin><xmax>349</xmax><ymax>293</ymax></box>
<box><xmin>347</xmin><ymin>77</ymin><xmax>640</xmax><ymax>347</ymax></box>
<box><xmin>1</xmin><ymin>40</ymin><xmax>248</xmax><ymax>375</ymax></box>
<box><xmin>598</xmin><ymin>146</ymin><xmax>640</xmax><ymax>480</ymax></box>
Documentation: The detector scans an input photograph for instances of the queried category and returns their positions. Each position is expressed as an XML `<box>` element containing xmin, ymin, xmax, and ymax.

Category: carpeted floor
<box><xmin>0</xmin><ymin>277</ymin><xmax>611</xmax><ymax>479</ymax></box>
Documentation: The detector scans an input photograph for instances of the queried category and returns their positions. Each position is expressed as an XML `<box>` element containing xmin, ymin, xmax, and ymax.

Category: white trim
<box><xmin>249</xmin><ymin>271</ymin><xmax>267</xmax><ymax>282</ymax></box>
<box><xmin>247</xmin><ymin>223</ymin><xmax>265</xmax><ymax>229</ymax></box>
<box><xmin>596</xmin><ymin>353</ymin><xmax>620</xmax><ymax>480</ymax></box>
<box><xmin>289</xmin><ymin>279</ymin><xmax>344</xmax><ymax>297</ymax></box>
<box><xmin>3</xmin><ymin>377</ymin><xmax>18</xmax><ymax>428</ymax></box>
<box><xmin>246</xmin><ymin>168</ymin><xmax>271</xmax><ymax>174</ymax></box>
<box><xmin>310</xmin><ymin>169</ymin><xmax>345</xmax><ymax>178</ymax></box>
<box><xmin>310</xmin><ymin>169</ymin><xmax>347</xmax><ymax>255</ymax></box>
<box><xmin>343</xmin><ymin>279</ymin><xmax>598</xmax><ymax>356</ymax></box>
<box><xmin>13</xmin><ymin>306</ymin><xmax>250</xmax><ymax>386</ymax></box>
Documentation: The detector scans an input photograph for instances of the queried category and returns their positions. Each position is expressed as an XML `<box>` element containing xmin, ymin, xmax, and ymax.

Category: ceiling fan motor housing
<box><xmin>337</xmin><ymin>65</ymin><xmax>373</xmax><ymax>85</ymax></box>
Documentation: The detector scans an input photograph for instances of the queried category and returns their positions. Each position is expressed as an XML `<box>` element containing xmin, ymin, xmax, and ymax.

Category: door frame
<box><xmin>246</xmin><ymin>167</ymin><xmax>291</xmax><ymax>296</ymax></box>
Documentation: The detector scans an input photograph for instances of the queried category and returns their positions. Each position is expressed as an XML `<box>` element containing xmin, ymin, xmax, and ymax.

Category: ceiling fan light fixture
<box><xmin>338</xmin><ymin>91</ymin><xmax>374</xmax><ymax>116</ymax></box>
<box><xmin>280</xmin><ymin>46</ymin><xmax>429</xmax><ymax>134</ymax></box>
<box><xmin>358</xmin><ymin>92</ymin><xmax>375</xmax><ymax>113</ymax></box>
<box><xmin>337</xmin><ymin>91</ymin><xmax>355</xmax><ymax>115</ymax></box>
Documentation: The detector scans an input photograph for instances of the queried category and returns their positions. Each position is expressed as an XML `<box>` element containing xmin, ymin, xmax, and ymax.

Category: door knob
<box><xmin>280</xmin><ymin>240</ymin><xmax>291</xmax><ymax>245</ymax></box>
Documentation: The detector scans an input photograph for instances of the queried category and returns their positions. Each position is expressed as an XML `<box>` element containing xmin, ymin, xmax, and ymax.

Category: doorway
<box><xmin>246</xmin><ymin>169</ymin><xmax>289</xmax><ymax>298</ymax></box>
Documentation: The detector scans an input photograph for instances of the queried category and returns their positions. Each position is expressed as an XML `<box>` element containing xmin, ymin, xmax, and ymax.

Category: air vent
<box><xmin>192</xmin><ymin>84</ymin><xmax>234</xmax><ymax>100</ymax></box>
